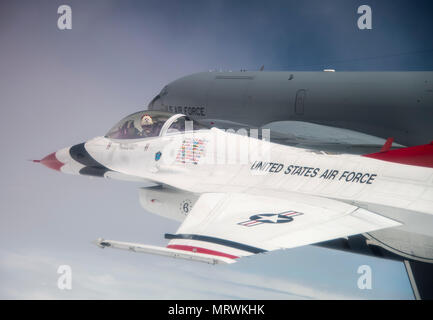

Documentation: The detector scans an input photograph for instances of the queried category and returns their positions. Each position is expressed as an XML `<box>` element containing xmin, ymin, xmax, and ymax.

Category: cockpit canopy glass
<box><xmin>165</xmin><ymin>114</ymin><xmax>209</xmax><ymax>135</ymax></box>
<box><xmin>105</xmin><ymin>111</ymin><xmax>208</xmax><ymax>140</ymax></box>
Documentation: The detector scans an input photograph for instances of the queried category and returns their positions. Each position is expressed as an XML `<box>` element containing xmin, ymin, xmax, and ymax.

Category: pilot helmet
<box><xmin>141</xmin><ymin>114</ymin><xmax>153</xmax><ymax>127</ymax></box>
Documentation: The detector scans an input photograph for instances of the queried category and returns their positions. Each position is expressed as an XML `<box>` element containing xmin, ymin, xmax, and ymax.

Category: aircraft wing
<box><xmin>96</xmin><ymin>192</ymin><xmax>401</xmax><ymax>264</ymax></box>
<box><xmin>263</xmin><ymin>121</ymin><xmax>405</xmax><ymax>155</ymax></box>
<box><xmin>199</xmin><ymin>119</ymin><xmax>406</xmax><ymax>155</ymax></box>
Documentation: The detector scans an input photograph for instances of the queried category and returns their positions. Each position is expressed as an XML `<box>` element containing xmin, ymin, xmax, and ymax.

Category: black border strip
<box><xmin>69</xmin><ymin>142</ymin><xmax>112</xmax><ymax>177</ymax></box>
<box><xmin>165</xmin><ymin>233</ymin><xmax>267</xmax><ymax>254</ymax></box>
<box><xmin>79</xmin><ymin>166</ymin><xmax>110</xmax><ymax>177</ymax></box>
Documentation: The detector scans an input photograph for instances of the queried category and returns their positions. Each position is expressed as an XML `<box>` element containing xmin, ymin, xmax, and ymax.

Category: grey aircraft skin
<box><xmin>147</xmin><ymin>71</ymin><xmax>433</xmax><ymax>299</ymax></box>
<box><xmin>149</xmin><ymin>71</ymin><xmax>433</xmax><ymax>146</ymax></box>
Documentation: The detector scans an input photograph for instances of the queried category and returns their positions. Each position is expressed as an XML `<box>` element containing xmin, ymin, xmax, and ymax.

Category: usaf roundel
<box><xmin>238</xmin><ymin>211</ymin><xmax>303</xmax><ymax>227</ymax></box>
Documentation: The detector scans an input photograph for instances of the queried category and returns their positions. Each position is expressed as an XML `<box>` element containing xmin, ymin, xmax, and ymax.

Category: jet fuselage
<box><xmin>148</xmin><ymin>71</ymin><xmax>433</xmax><ymax>146</ymax></box>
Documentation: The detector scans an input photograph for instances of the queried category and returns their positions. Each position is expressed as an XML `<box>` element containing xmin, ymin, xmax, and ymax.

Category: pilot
<box><xmin>140</xmin><ymin>114</ymin><xmax>156</xmax><ymax>137</ymax></box>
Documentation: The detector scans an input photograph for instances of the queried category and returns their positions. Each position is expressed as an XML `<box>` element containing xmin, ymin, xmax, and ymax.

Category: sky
<box><xmin>1</xmin><ymin>0</ymin><xmax>432</xmax><ymax>299</ymax></box>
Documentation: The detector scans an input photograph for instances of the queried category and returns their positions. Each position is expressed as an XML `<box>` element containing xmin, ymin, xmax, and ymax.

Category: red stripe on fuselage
<box><xmin>363</xmin><ymin>142</ymin><xmax>433</xmax><ymax>168</ymax></box>
<box><xmin>167</xmin><ymin>244</ymin><xmax>238</xmax><ymax>259</ymax></box>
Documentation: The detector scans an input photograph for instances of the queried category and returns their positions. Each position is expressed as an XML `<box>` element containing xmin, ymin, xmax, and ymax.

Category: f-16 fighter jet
<box><xmin>35</xmin><ymin>111</ymin><xmax>433</xmax><ymax>283</ymax></box>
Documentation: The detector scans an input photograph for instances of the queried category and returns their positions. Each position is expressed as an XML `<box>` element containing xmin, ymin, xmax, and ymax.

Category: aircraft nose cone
<box><xmin>35</xmin><ymin>152</ymin><xmax>64</xmax><ymax>171</ymax></box>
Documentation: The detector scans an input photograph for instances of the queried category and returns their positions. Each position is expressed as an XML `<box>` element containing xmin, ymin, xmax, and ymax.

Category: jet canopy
<box><xmin>105</xmin><ymin>111</ymin><xmax>208</xmax><ymax>140</ymax></box>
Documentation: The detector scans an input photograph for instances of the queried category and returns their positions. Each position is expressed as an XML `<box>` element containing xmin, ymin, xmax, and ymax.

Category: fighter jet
<box><xmin>35</xmin><ymin>109</ymin><xmax>433</xmax><ymax>299</ymax></box>
<box><xmin>146</xmin><ymin>70</ymin><xmax>433</xmax><ymax>299</ymax></box>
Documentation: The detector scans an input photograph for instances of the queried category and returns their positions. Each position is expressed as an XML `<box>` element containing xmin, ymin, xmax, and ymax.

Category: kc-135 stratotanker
<box><xmin>36</xmin><ymin>71</ymin><xmax>433</xmax><ymax>299</ymax></box>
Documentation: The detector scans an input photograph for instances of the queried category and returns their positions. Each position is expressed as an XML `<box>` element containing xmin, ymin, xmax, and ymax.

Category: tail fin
<box><xmin>364</xmin><ymin>141</ymin><xmax>433</xmax><ymax>168</ymax></box>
